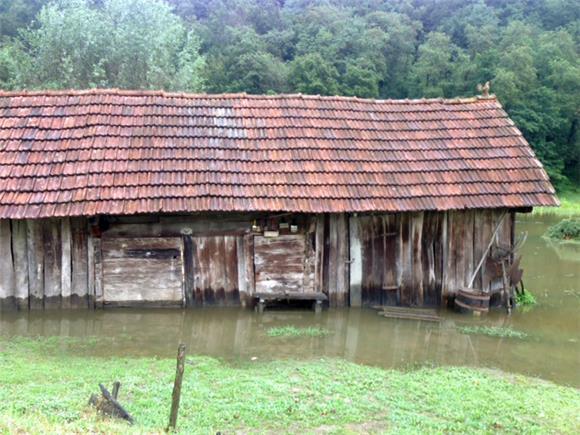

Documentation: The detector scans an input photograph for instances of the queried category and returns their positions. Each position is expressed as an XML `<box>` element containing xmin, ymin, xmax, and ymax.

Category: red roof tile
<box><xmin>0</xmin><ymin>89</ymin><xmax>558</xmax><ymax>219</ymax></box>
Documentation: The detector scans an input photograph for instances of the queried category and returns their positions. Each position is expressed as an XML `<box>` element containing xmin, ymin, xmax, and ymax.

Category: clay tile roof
<box><xmin>0</xmin><ymin>89</ymin><xmax>558</xmax><ymax>219</ymax></box>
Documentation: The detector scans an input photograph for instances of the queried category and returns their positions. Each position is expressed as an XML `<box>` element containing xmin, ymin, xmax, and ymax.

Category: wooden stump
<box><xmin>89</xmin><ymin>382</ymin><xmax>134</xmax><ymax>424</ymax></box>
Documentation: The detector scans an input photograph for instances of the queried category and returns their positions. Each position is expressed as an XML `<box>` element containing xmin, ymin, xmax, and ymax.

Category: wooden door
<box><xmin>253</xmin><ymin>235</ymin><xmax>307</xmax><ymax>293</ymax></box>
<box><xmin>188</xmin><ymin>235</ymin><xmax>240</xmax><ymax>305</ymax></box>
<box><xmin>101</xmin><ymin>237</ymin><xmax>184</xmax><ymax>306</ymax></box>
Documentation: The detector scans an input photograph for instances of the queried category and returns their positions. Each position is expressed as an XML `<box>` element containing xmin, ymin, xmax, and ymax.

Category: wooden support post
<box><xmin>27</xmin><ymin>220</ymin><xmax>44</xmax><ymax>309</ymax></box>
<box><xmin>12</xmin><ymin>220</ymin><xmax>29</xmax><ymax>310</ymax></box>
<box><xmin>314</xmin><ymin>300</ymin><xmax>323</xmax><ymax>314</ymax></box>
<box><xmin>257</xmin><ymin>298</ymin><xmax>265</xmax><ymax>314</ymax></box>
<box><xmin>183</xmin><ymin>235</ymin><xmax>194</xmax><ymax>307</ymax></box>
<box><xmin>168</xmin><ymin>343</ymin><xmax>186</xmax><ymax>431</ymax></box>
<box><xmin>349</xmin><ymin>215</ymin><xmax>362</xmax><ymax>307</ymax></box>
<box><xmin>93</xmin><ymin>237</ymin><xmax>103</xmax><ymax>308</ymax></box>
<box><xmin>0</xmin><ymin>220</ymin><xmax>15</xmax><ymax>310</ymax></box>
<box><xmin>61</xmin><ymin>218</ymin><xmax>72</xmax><ymax>309</ymax></box>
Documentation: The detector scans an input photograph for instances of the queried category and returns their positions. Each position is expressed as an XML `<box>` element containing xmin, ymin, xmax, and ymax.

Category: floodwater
<box><xmin>1</xmin><ymin>215</ymin><xmax>579</xmax><ymax>387</ymax></box>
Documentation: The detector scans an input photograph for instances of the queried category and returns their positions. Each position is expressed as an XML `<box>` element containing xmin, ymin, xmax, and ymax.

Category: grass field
<box><xmin>1</xmin><ymin>337</ymin><xmax>579</xmax><ymax>434</ymax></box>
<box><xmin>533</xmin><ymin>189</ymin><xmax>580</xmax><ymax>216</ymax></box>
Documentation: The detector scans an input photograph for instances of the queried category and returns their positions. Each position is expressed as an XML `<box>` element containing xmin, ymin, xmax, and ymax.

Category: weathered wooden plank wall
<box><xmin>0</xmin><ymin>218</ymin><xmax>92</xmax><ymax>310</ymax></box>
<box><xmin>191</xmin><ymin>236</ymin><xmax>240</xmax><ymax>306</ymax></box>
<box><xmin>326</xmin><ymin>214</ymin><xmax>349</xmax><ymax>307</ymax></box>
<box><xmin>43</xmin><ymin>219</ymin><xmax>62</xmax><ymax>308</ymax></box>
<box><xmin>0</xmin><ymin>210</ymin><xmax>514</xmax><ymax>310</ymax></box>
<box><xmin>71</xmin><ymin>217</ymin><xmax>89</xmax><ymax>307</ymax></box>
<box><xmin>101</xmin><ymin>237</ymin><xmax>184</xmax><ymax>307</ymax></box>
<box><xmin>351</xmin><ymin>209</ymin><xmax>513</xmax><ymax>308</ymax></box>
<box><xmin>0</xmin><ymin>220</ymin><xmax>15</xmax><ymax>309</ymax></box>
<box><xmin>254</xmin><ymin>235</ymin><xmax>307</xmax><ymax>294</ymax></box>
<box><xmin>12</xmin><ymin>220</ymin><xmax>29</xmax><ymax>309</ymax></box>
<box><xmin>100</xmin><ymin>214</ymin><xmax>257</xmax><ymax>307</ymax></box>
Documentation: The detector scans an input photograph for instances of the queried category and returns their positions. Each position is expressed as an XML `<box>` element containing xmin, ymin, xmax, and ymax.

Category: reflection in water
<box><xmin>1</xmin><ymin>215</ymin><xmax>579</xmax><ymax>387</ymax></box>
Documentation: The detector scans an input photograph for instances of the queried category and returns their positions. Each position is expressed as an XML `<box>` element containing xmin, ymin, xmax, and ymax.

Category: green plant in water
<box><xmin>266</xmin><ymin>326</ymin><xmax>331</xmax><ymax>338</ymax></box>
<box><xmin>457</xmin><ymin>326</ymin><xmax>528</xmax><ymax>339</ymax></box>
<box><xmin>544</xmin><ymin>218</ymin><xmax>580</xmax><ymax>241</ymax></box>
<box><xmin>515</xmin><ymin>290</ymin><xmax>537</xmax><ymax>306</ymax></box>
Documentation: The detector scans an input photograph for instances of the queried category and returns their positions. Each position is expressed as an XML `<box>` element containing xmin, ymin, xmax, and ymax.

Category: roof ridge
<box><xmin>0</xmin><ymin>88</ymin><xmax>498</xmax><ymax>104</ymax></box>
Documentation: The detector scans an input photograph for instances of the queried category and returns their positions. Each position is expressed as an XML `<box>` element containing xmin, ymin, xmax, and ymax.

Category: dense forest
<box><xmin>0</xmin><ymin>0</ymin><xmax>578</xmax><ymax>188</ymax></box>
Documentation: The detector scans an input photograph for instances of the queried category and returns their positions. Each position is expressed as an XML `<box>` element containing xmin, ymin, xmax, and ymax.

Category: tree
<box><xmin>289</xmin><ymin>52</ymin><xmax>339</xmax><ymax>95</ymax></box>
<box><xmin>6</xmin><ymin>0</ymin><xmax>206</xmax><ymax>91</ymax></box>
<box><xmin>204</xmin><ymin>26</ymin><xmax>287</xmax><ymax>93</ymax></box>
<box><xmin>408</xmin><ymin>32</ymin><xmax>470</xmax><ymax>98</ymax></box>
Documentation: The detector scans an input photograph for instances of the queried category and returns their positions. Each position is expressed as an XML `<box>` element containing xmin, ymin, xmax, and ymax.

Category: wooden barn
<box><xmin>0</xmin><ymin>90</ymin><xmax>557</xmax><ymax>311</ymax></box>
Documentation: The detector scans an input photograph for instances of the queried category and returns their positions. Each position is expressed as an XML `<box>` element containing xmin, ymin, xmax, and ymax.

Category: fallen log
<box><xmin>89</xmin><ymin>382</ymin><xmax>134</xmax><ymax>424</ymax></box>
<box><xmin>375</xmin><ymin>306</ymin><xmax>443</xmax><ymax>322</ymax></box>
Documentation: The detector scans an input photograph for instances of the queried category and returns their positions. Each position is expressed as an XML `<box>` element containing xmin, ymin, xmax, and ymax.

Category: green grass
<box><xmin>266</xmin><ymin>325</ymin><xmax>332</xmax><ymax>338</ymax></box>
<box><xmin>533</xmin><ymin>189</ymin><xmax>580</xmax><ymax>216</ymax></box>
<box><xmin>1</xmin><ymin>337</ymin><xmax>579</xmax><ymax>434</ymax></box>
<box><xmin>457</xmin><ymin>326</ymin><xmax>528</xmax><ymax>339</ymax></box>
<box><xmin>515</xmin><ymin>290</ymin><xmax>538</xmax><ymax>306</ymax></box>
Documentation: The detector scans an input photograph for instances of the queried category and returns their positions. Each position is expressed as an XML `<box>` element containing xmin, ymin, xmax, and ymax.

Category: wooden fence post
<box><xmin>168</xmin><ymin>343</ymin><xmax>186</xmax><ymax>431</ymax></box>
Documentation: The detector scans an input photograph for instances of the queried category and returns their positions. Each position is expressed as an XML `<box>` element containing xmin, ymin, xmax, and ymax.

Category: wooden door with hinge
<box><xmin>101</xmin><ymin>237</ymin><xmax>185</xmax><ymax>307</ymax></box>
<box><xmin>253</xmin><ymin>234</ymin><xmax>313</xmax><ymax>294</ymax></box>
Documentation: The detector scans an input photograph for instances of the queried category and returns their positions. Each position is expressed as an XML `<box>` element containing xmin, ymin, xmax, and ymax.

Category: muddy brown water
<box><xmin>1</xmin><ymin>215</ymin><xmax>578</xmax><ymax>387</ymax></box>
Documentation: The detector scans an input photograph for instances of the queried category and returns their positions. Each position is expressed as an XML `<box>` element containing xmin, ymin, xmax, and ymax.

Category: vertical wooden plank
<box><xmin>27</xmin><ymin>220</ymin><xmax>44</xmax><ymax>309</ymax></box>
<box><xmin>212</xmin><ymin>236</ymin><xmax>226</xmax><ymax>304</ymax></box>
<box><xmin>61</xmin><ymin>218</ymin><xmax>72</xmax><ymax>309</ymax></box>
<box><xmin>380</xmin><ymin>215</ymin><xmax>388</xmax><ymax>305</ymax></box>
<box><xmin>71</xmin><ymin>218</ymin><xmax>89</xmax><ymax>307</ymax></box>
<box><xmin>441</xmin><ymin>212</ymin><xmax>449</xmax><ymax>304</ymax></box>
<box><xmin>243</xmin><ymin>234</ymin><xmax>255</xmax><ymax>303</ymax></box>
<box><xmin>384</xmin><ymin>214</ymin><xmax>399</xmax><ymax>306</ymax></box>
<box><xmin>192</xmin><ymin>237</ymin><xmax>203</xmax><ymax>305</ymax></box>
<box><xmin>509</xmin><ymin>211</ymin><xmax>516</xmax><ymax>262</ymax></box>
<box><xmin>420</xmin><ymin>213</ymin><xmax>433</xmax><ymax>305</ymax></box>
<box><xmin>93</xmin><ymin>237</ymin><xmax>103</xmax><ymax>308</ymax></box>
<box><xmin>302</xmin><ymin>217</ymin><xmax>316</xmax><ymax>294</ymax></box>
<box><xmin>368</xmin><ymin>216</ymin><xmax>381</xmax><ymax>306</ymax></box>
<box><xmin>395</xmin><ymin>213</ymin><xmax>404</xmax><ymax>305</ymax></box>
<box><xmin>399</xmin><ymin>213</ymin><xmax>413</xmax><ymax>306</ymax></box>
<box><xmin>411</xmin><ymin>212</ymin><xmax>424</xmax><ymax>306</ymax></box>
<box><xmin>236</xmin><ymin>235</ymin><xmax>248</xmax><ymax>307</ymax></box>
<box><xmin>314</xmin><ymin>215</ymin><xmax>325</xmax><ymax>293</ymax></box>
<box><xmin>335</xmin><ymin>214</ymin><xmax>349</xmax><ymax>307</ymax></box>
<box><xmin>480</xmin><ymin>210</ymin><xmax>493</xmax><ymax>293</ymax></box>
<box><xmin>12</xmin><ymin>220</ymin><xmax>29</xmax><ymax>309</ymax></box>
<box><xmin>43</xmin><ymin>219</ymin><xmax>62</xmax><ymax>308</ymax></box>
<box><xmin>87</xmin><ymin>232</ymin><xmax>94</xmax><ymax>308</ymax></box>
<box><xmin>463</xmin><ymin>211</ymin><xmax>475</xmax><ymax>289</ymax></box>
<box><xmin>445</xmin><ymin>211</ymin><xmax>458</xmax><ymax>301</ymax></box>
<box><xmin>327</xmin><ymin>215</ymin><xmax>339</xmax><ymax>306</ymax></box>
<box><xmin>0</xmin><ymin>220</ymin><xmax>15</xmax><ymax>310</ymax></box>
<box><xmin>224</xmin><ymin>236</ymin><xmax>239</xmax><ymax>305</ymax></box>
<box><xmin>183</xmin><ymin>235</ymin><xmax>194</xmax><ymax>307</ymax></box>
<box><xmin>472</xmin><ymin>211</ymin><xmax>485</xmax><ymax>290</ymax></box>
<box><xmin>453</xmin><ymin>211</ymin><xmax>466</xmax><ymax>291</ymax></box>
<box><xmin>358</xmin><ymin>216</ymin><xmax>368</xmax><ymax>304</ymax></box>
<box><xmin>349</xmin><ymin>215</ymin><xmax>362</xmax><ymax>307</ymax></box>
<box><xmin>197</xmin><ymin>237</ymin><xmax>214</xmax><ymax>305</ymax></box>
<box><xmin>433</xmin><ymin>213</ymin><xmax>445</xmax><ymax>305</ymax></box>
